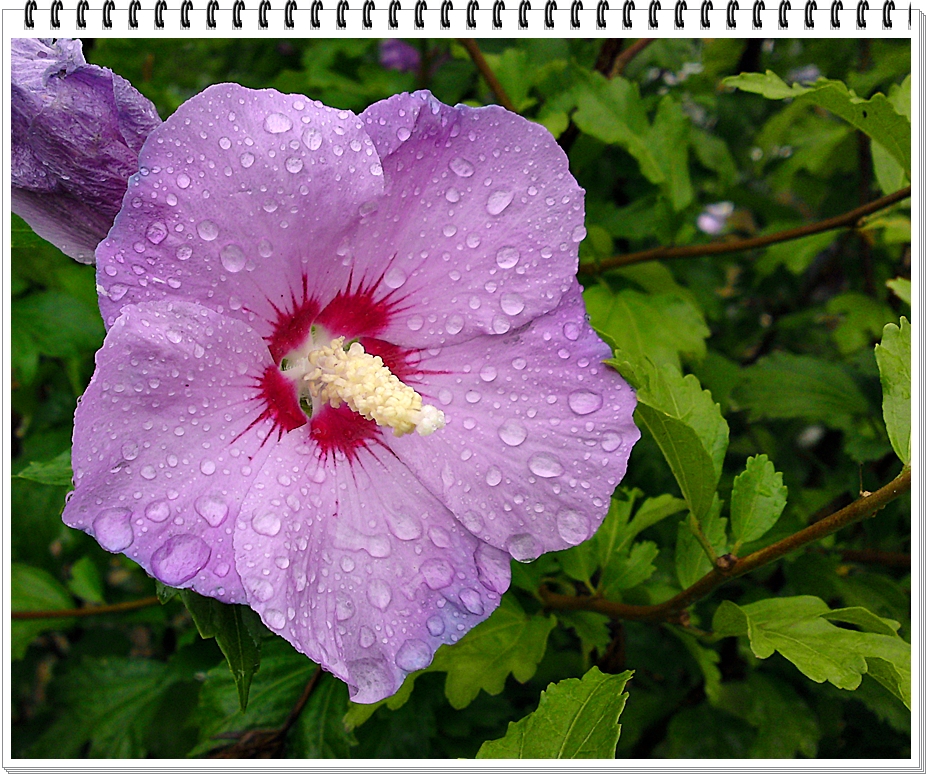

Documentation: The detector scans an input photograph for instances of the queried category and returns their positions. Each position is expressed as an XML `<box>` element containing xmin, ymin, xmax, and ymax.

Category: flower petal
<box><xmin>63</xmin><ymin>300</ymin><xmax>283</xmax><ymax>602</ymax></box>
<box><xmin>355</xmin><ymin>91</ymin><xmax>585</xmax><ymax>347</ymax></box>
<box><xmin>390</xmin><ymin>283</ymin><xmax>640</xmax><ymax>560</ymax></box>
<box><xmin>96</xmin><ymin>83</ymin><xmax>386</xmax><ymax>335</ymax></box>
<box><xmin>234</xmin><ymin>441</ymin><xmax>506</xmax><ymax>703</ymax></box>
<box><xmin>12</xmin><ymin>38</ymin><xmax>161</xmax><ymax>262</ymax></box>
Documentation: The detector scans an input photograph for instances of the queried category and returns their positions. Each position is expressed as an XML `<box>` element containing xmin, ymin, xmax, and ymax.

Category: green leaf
<box><xmin>430</xmin><ymin>595</ymin><xmax>557</xmax><ymax>709</ymax></box>
<box><xmin>827</xmin><ymin>292</ymin><xmax>898</xmax><ymax>355</ymax></box>
<box><xmin>886</xmin><ymin>277</ymin><xmax>911</xmax><ymax>305</ymax></box>
<box><xmin>724</xmin><ymin>71</ymin><xmax>910</xmax><ymax>171</ymax></box>
<box><xmin>15</xmin><ymin>448</ymin><xmax>72</xmax><ymax>486</ymax></box>
<box><xmin>713</xmin><ymin>596</ymin><xmax>911</xmax><ymax>707</ymax></box>
<box><xmin>556</xmin><ymin>610</ymin><xmax>612</xmax><ymax>659</ymax></box>
<box><xmin>648</xmin><ymin>95</ymin><xmax>694</xmax><ymax>211</ymax></box>
<box><xmin>612</xmin><ymin>354</ymin><xmax>728</xmax><ymax>521</ymax></box>
<box><xmin>179</xmin><ymin>590</ymin><xmax>264</xmax><ymax>711</ymax></box>
<box><xmin>734</xmin><ymin>352</ymin><xmax>870</xmax><ymax>431</ymax></box>
<box><xmin>874</xmin><ymin>318</ymin><xmax>911</xmax><ymax>464</ymax></box>
<box><xmin>601</xmin><ymin>541</ymin><xmax>659</xmax><ymax>596</ymax></box>
<box><xmin>872</xmin><ymin>76</ymin><xmax>911</xmax><ymax>194</ymax></box>
<box><xmin>11</xmin><ymin>213</ymin><xmax>46</xmax><ymax>249</ymax></box>
<box><xmin>67</xmin><ymin>556</ymin><xmax>106</xmax><ymax>605</ymax></box>
<box><xmin>675</xmin><ymin>496</ymin><xmax>727</xmax><ymax>589</ymax></box>
<box><xmin>476</xmin><ymin>668</ymin><xmax>632</xmax><ymax>758</ymax></box>
<box><xmin>288</xmin><ymin>674</ymin><xmax>358</xmax><ymax>758</ymax></box>
<box><xmin>11</xmin><ymin>563</ymin><xmax>76</xmax><ymax>660</ymax></box>
<box><xmin>584</xmin><ymin>285</ymin><xmax>709</xmax><ymax>371</ymax></box>
<box><xmin>729</xmin><ymin>454</ymin><xmax>788</xmax><ymax>548</ymax></box>
<box><xmin>27</xmin><ymin>657</ymin><xmax>178</xmax><ymax>757</ymax></box>
<box><xmin>756</xmin><ymin>228</ymin><xmax>839</xmax><ymax>276</ymax></box>
<box><xmin>674</xmin><ymin>630</ymin><xmax>722</xmax><ymax>705</ymax></box>
<box><xmin>12</xmin><ymin>291</ymin><xmax>105</xmax><ymax>359</ymax></box>
<box><xmin>190</xmin><ymin>639</ymin><xmax>317</xmax><ymax>757</ymax></box>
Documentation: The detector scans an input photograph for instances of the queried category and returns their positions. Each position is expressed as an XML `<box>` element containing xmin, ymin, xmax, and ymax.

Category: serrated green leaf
<box><xmin>11</xmin><ymin>563</ymin><xmax>76</xmax><ymax>660</ymax></box>
<box><xmin>730</xmin><ymin>454</ymin><xmax>788</xmax><ymax>549</ymax></box>
<box><xmin>476</xmin><ymin>668</ymin><xmax>632</xmax><ymax>758</ymax></box>
<box><xmin>675</xmin><ymin>496</ymin><xmax>727</xmax><ymax>589</ymax></box>
<box><xmin>431</xmin><ymin>595</ymin><xmax>557</xmax><ymax>709</ymax></box>
<box><xmin>190</xmin><ymin>639</ymin><xmax>318</xmax><ymax>757</ymax></box>
<box><xmin>874</xmin><ymin>318</ymin><xmax>911</xmax><ymax>464</ymax></box>
<box><xmin>601</xmin><ymin>541</ymin><xmax>659</xmax><ymax>596</ymax></box>
<box><xmin>674</xmin><ymin>630</ymin><xmax>722</xmax><ymax>705</ymax></box>
<box><xmin>179</xmin><ymin>590</ymin><xmax>264</xmax><ymax>711</ymax></box>
<box><xmin>734</xmin><ymin>352</ymin><xmax>869</xmax><ymax>431</ymax></box>
<box><xmin>27</xmin><ymin>657</ymin><xmax>178</xmax><ymax>757</ymax></box>
<box><xmin>827</xmin><ymin>292</ymin><xmax>898</xmax><ymax>355</ymax></box>
<box><xmin>67</xmin><ymin>556</ymin><xmax>106</xmax><ymax>605</ymax></box>
<box><xmin>623</xmin><ymin>494</ymin><xmax>688</xmax><ymax>543</ymax></box>
<box><xmin>822</xmin><ymin>606</ymin><xmax>901</xmax><ymax>637</ymax></box>
<box><xmin>556</xmin><ymin>610</ymin><xmax>612</xmax><ymax>659</ymax></box>
<box><xmin>713</xmin><ymin>596</ymin><xmax>911</xmax><ymax>707</ymax></box>
<box><xmin>288</xmin><ymin>673</ymin><xmax>357</xmax><ymax>758</ymax></box>
<box><xmin>15</xmin><ymin>448</ymin><xmax>72</xmax><ymax>486</ymax></box>
<box><xmin>756</xmin><ymin>229</ymin><xmax>839</xmax><ymax>276</ymax></box>
<box><xmin>725</xmin><ymin>71</ymin><xmax>910</xmax><ymax>171</ymax></box>
<box><xmin>648</xmin><ymin>95</ymin><xmax>693</xmax><ymax>211</ymax></box>
<box><xmin>585</xmin><ymin>285</ymin><xmax>709</xmax><ymax>370</ymax></box>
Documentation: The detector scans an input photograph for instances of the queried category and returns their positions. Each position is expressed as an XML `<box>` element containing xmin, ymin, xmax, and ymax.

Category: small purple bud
<box><xmin>379</xmin><ymin>39</ymin><xmax>421</xmax><ymax>73</ymax></box>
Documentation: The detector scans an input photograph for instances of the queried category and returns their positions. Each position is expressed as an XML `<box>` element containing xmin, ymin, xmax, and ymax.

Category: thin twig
<box><xmin>540</xmin><ymin>467</ymin><xmax>911</xmax><ymax>623</ymax></box>
<box><xmin>584</xmin><ymin>185</ymin><xmax>911</xmax><ymax>273</ymax></box>
<box><xmin>458</xmin><ymin>39</ymin><xmax>517</xmax><ymax>113</ymax></box>
<box><xmin>610</xmin><ymin>38</ymin><xmax>655</xmax><ymax>78</ymax></box>
<box><xmin>12</xmin><ymin>595</ymin><xmax>161</xmax><ymax>620</ymax></box>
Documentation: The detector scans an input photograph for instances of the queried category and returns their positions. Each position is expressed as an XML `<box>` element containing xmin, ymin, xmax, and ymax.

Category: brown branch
<box><xmin>540</xmin><ymin>467</ymin><xmax>911</xmax><ymax>623</ymax></box>
<box><xmin>839</xmin><ymin>549</ymin><xmax>910</xmax><ymax>567</ymax></box>
<box><xmin>584</xmin><ymin>185</ymin><xmax>911</xmax><ymax>273</ymax></box>
<box><xmin>458</xmin><ymin>39</ymin><xmax>517</xmax><ymax>113</ymax></box>
<box><xmin>610</xmin><ymin>38</ymin><xmax>655</xmax><ymax>78</ymax></box>
<box><xmin>12</xmin><ymin>595</ymin><xmax>161</xmax><ymax>620</ymax></box>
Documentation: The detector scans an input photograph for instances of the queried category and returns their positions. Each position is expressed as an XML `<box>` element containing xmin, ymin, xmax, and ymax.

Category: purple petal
<box><xmin>234</xmin><ymin>440</ymin><xmax>506</xmax><ymax>703</ymax></box>
<box><xmin>63</xmin><ymin>300</ymin><xmax>285</xmax><ymax>603</ymax></box>
<box><xmin>96</xmin><ymin>83</ymin><xmax>386</xmax><ymax>332</ymax></box>
<box><xmin>11</xmin><ymin>38</ymin><xmax>161</xmax><ymax>262</ymax></box>
<box><xmin>355</xmin><ymin>91</ymin><xmax>586</xmax><ymax>347</ymax></box>
<box><xmin>390</xmin><ymin>283</ymin><xmax>640</xmax><ymax>560</ymax></box>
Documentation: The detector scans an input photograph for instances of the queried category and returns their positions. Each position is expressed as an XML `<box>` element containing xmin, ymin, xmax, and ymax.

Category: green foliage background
<box><xmin>11</xmin><ymin>38</ymin><xmax>911</xmax><ymax>759</ymax></box>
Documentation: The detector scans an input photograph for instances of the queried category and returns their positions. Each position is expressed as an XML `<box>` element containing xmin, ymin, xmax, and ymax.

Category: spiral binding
<box><xmin>21</xmin><ymin>0</ymin><xmax>906</xmax><ymax>31</ymax></box>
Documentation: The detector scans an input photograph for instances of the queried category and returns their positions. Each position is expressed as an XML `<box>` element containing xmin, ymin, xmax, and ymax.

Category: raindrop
<box><xmin>219</xmin><ymin>136</ymin><xmax>232</xmax><ymax>150</ymax></box>
<box><xmin>492</xmin><ymin>315</ymin><xmax>511</xmax><ymax>334</ymax></box>
<box><xmin>92</xmin><ymin>508</ymin><xmax>134</xmax><ymax>552</ymax></box>
<box><xmin>285</xmin><ymin>157</ymin><xmax>304</xmax><ymax>174</ymax></box>
<box><xmin>511</xmin><ymin>357</ymin><xmax>526</xmax><ymax>370</ymax></box>
<box><xmin>445</xmin><ymin>187</ymin><xmax>461</xmax><ymax>203</ymax></box>
<box><xmin>485</xmin><ymin>466</ymin><xmax>502</xmax><ymax>486</ymax></box>
<box><xmin>166</xmin><ymin>329</ymin><xmax>183</xmax><ymax>344</ymax></box>
<box><xmin>335</xmin><ymin>593</ymin><xmax>355</xmax><ymax>621</ymax></box>
<box><xmin>479</xmin><ymin>365</ymin><xmax>497</xmax><ymax>382</ymax></box>
<box><xmin>367</xmin><ymin>579</ymin><xmax>392</xmax><ymax>610</ymax></box>
<box><xmin>219</xmin><ymin>243</ymin><xmax>247</xmax><ymax>273</ymax></box>
<box><xmin>109</xmin><ymin>284</ymin><xmax>128</xmax><ymax>301</ymax></box>
<box><xmin>196</xmin><ymin>220</ymin><xmax>219</xmax><ymax>241</ymax></box>
<box><xmin>442</xmin><ymin>224</ymin><xmax>457</xmax><ymax>238</ymax></box>
<box><xmin>302</xmin><ymin>127</ymin><xmax>323</xmax><ymax>150</ymax></box>
<box><xmin>446</xmin><ymin>315</ymin><xmax>464</xmax><ymax>335</ymax></box>
<box><xmin>250</xmin><ymin>579</ymin><xmax>274</xmax><ymax>602</ymax></box>
<box><xmin>476</xmin><ymin>544</ymin><xmax>511</xmax><ymax>593</ymax></box>
<box><xmin>557</xmin><ymin>510</ymin><xmax>591</xmax><ymax>544</ymax></box>
<box><xmin>264</xmin><ymin>112</ymin><xmax>293</xmax><ymax>133</ymax></box>
<box><xmin>449</xmin><ymin>156</ymin><xmax>475</xmax><ymax>177</ymax></box>
<box><xmin>421</xmin><ymin>558</ymin><xmax>454</xmax><ymax>589</ymax></box>
<box><xmin>359</xmin><ymin>626</ymin><xmax>376</xmax><ymax>648</ymax></box>
<box><xmin>486</xmin><ymin>190</ymin><xmax>514</xmax><ymax>216</ymax></box>
<box><xmin>146</xmin><ymin>221</ymin><xmax>167</xmax><ymax>244</ymax></box>
<box><xmin>500</xmin><ymin>293</ymin><xmax>525</xmax><ymax>316</ymax></box>
<box><xmin>384</xmin><ymin>267</ymin><xmax>406</xmax><ymax>289</ymax></box>
<box><xmin>258</xmin><ymin>239</ymin><xmax>273</xmax><ymax>258</ymax></box>
<box><xmin>385</xmin><ymin>512</ymin><xmax>422</xmax><ymax>541</ymax></box>
<box><xmin>568</xmin><ymin>389</ymin><xmax>603</xmax><ymax>416</ymax></box>
<box><xmin>140</xmin><ymin>465</ymin><xmax>157</xmax><ymax>480</ymax></box>
<box><xmin>121</xmin><ymin>441</ymin><xmax>139</xmax><ymax>461</ymax></box>
<box><xmin>407</xmin><ymin>315</ymin><xmax>424</xmax><ymax>332</ymax></box>
<box><xmin>498</xmin><ymin>419</ymin><xmax>527</xmax><ymax>447</ymax></box>
<box><xmin>176</xmin><ymin>173</ymin><xmax>191</xmax><ymax>189</ymax></box>
<box><xmin>427</xmin><ymin>615</ymin><xmax>445</xmax><ymax>636</ymax></box>
<box><xmin>465</xmin><ymin>390</ymin><xmax>481</xmax><ymax>403</ymax></box>
<box><xmin>563</xmin><ymin>321</ymin><xmax>581</xmax><ymax>341</ymax></box>
<box><xmin>195</xmin><ymin>495</ymin><xmax>228</xmax><ymax>527</ymax></box>
<box><xmin>253</xmin><ymin>510</ymin><xmax>282</xmax><ymax>537</ymax></box>
<box><xmin>397</xmin><ymin>126</ymin><xmax>412</xmax><ymax>142</ymax></box>
<box><xmin>151</xmin><ymin>534</ymin><xmax>211</xmax><ymax>585</ymax></box>
<box><xmin>240</xmin><ymin>151</ymin><xmax>255</xmax><ymax>168</ymax></box>
<box><xmin>176</xmin><ymin>245</ymin><xmax>193</xmax><ymax>260</ymax></box>
<box><xmin>396</xmin><ymin>639</ymin><xmax>432</xmax><ymax>671</ymax></box>
<box><xmin>496</xmin><ymin>246</ymin><xmax>520</xmax><ymax>269</ymax></box>
<box><xmin>460</xmin><ymin>588</ymin><xmax>484</xmax><ymax>615</ymax></box>
<box><xmin>438</xmin><ymin>388</ymin><xmax>453</xmax><ymax>406</ymax></box>
<box><xmin>145</xmin><ymin>500</ymin><xmax>171</xmax><ymax>523</ymax></box>
<box><xmin>340</xmin><ymin>556</ymin><xmax>356</xmax><ymax>572</ymax></box>
<box><xmin>507</xmin><ymin>533</ymin><xmax>540</xmax><ymax>562</ymax></box>
<box><xmin>571</xmin><ymin>224</ymin><xmax>588</xmax><ymax>242</ymax></box>
<box><xmin>528</xmin><ymin>453</ymin><xmax>564</xmax><ymax>478</ymax></box>
<box><xmin>265</xmin><ymin>609</ymin><xmax>286</xmax><ymax>629</ymax></box>
<box><xmin>200</xmin><ymin>459</ymin><xmax>216</xmax><ymax>475</ymax></box>
<box><xmin>601</xmin><ymin>431</ymin><xmax>623</xmax><ymax>452</ymax></box>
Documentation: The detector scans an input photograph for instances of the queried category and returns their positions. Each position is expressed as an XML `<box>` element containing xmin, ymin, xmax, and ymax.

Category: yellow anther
<box><xmin>302</xmin><ymin>338</ymin><xmax>445</xmax><ymax>437</ymax></box>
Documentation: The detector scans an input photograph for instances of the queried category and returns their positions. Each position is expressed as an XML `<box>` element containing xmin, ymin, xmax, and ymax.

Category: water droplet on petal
<box><xmin>196</xmin><ymin>220</ymin><xmax>219</xmax><ymax>241</ymax></box>
<box><xmin>200</xmin><ymin>459</ymin><xmax>216</xmax><ymax>475</ymax></box>
<box><xmin>385</xmin><ymin>512</ymin><xmax>422</xmax><ymax>541</ymax></box>
<box><xmin>285</xmin><ymin>157</ymin><xmax>304</xmax><ymax>173</ymax></box>
<box><xmin>265</xmin><ymin>609</ymin><xmax>286</xmax><ymax>629</ymax></box>
<box><xmin>568</xmin><ymin>389</ymin><xmax>603</xmax><ymax>415</ymax></box>
<box><xmin>176</xmin><ymin>173</ymin><xmax>191</xmax><ymax>189</ymax></box>
<box><xmin>240</xmin><ymin>151</ymin><xmax>255</xmax><ymax>168</ymax></box>
<box><xmin>264</xmin><ymin>112</ymin><xmax>293</xmax><ymax>133</ymax></box>
<box><xmin>367</xmin><ymin>579</ymin><xmax>392</xmax><ymax>610</ymax></box>
<box><xmin>427</xmin><ymin>615</ymin><xmax>445</xmax><ymax>636</ymax></box>
<box><xmin>396</xmin><ymin>639</ymin><xmax>432</xmax><ymax>671</ymax></box>
<box><xmin>145</xmin><ymin>500</ymin><xmax>171</xmax><ymax>523</ymax></box>
<box><xmin>359</xmin><ymin>626</ymin><xmax>376</xmax><ymax>648</ymax></box>
<box><xmin>485</xmin><ymin>466</ymin><xmax>502</xmax><ymax>486</ymax></box>
<box><xmin>151</xmin><ymin>534</ymin><xmax>211</xmax><ymax>585</ymax></box>
<box><xmin>492</xmin><ymin>316</ymin><xmax>511</xmax><ymax>334</ymax></box>
<box><xmin>528</xmin><ymin>453</ymin><xmax>564</xmax><ymax>478</ymax></box>
<box><xmin>384</xmin><ymin>267</ymin><xmax>406</xmax><ymax>289</ymax></box>
<box><xmin>475</xmin><ymin>544</ymin><xmax>511</xmax><ymax>593</ymax></box>
<box><xmin>407</xmin><ymin>315</ymin><xmax>424</xmax><ymax>332</ymax></box>
<box><xmin>479</xmin><ymin>365</ymin><xmax>497</xmax><ymax>382</ymax></box>
<box><xmin>109</xmin><ymin>284</ymin><xmax>128</xmax><ymax>301</ymax></box>
<box><xmin>498</xmin><ymin>419</ymin><xmax>527</xmax><ymax>447</ymax></box>
<box><xmin>146</xmin><ymin>221</ymin><xmax>167</xmax><ymax>244</ymax></box>
<box><xmin>176</xmin><ymin>244</ymin><xmax>193</xmax><ymax>260</ymax></box>
<box><xmin>258</xmin><ymin>239</ymin><xmax>273</xmax><ymax>258</ymax></box>
<box><xmin>302</xmin><ymin>127</ymin><xmax>323</xmax><ymax>150</ymax></box>
<box><xmin>500</xmin><ymin>293</ymin><xmax>525</xmax><ymax>316</ymax></box>
<box><xmin>121</xmin><ymin>441</ymin><xmax>139</xmax><ymax>460</ymax></box>
<box><xmin>252</xmin><ymin>510</ymin><xmax>281</xmax><ymax>537</ymax></box>
<box><xmin>601</xmin><ymin>431</ymin><xmax>623</xmax><ymax>452</ymax></box>
<box><xmin>563</xmin><ymin>321</ymin><xmax>581</xmax><ymax>341</ymax></box>
<box><xmin>446</xmin><ymin>315</ymin><xmax>464</xmax><ymax>335</ymax></box>
<box><xmin>397</xmin><ymin>126</ymin><xmax>411</xmax><ymax>142</ymax></box>
<box><xmin>347</xmin><ymin>658</ymin><xmax>394</xmax><ymax>703</ymax></box>
<box><xmin>93</xmin><ymin>508</ymin><xmax>134</xmax><ymax>551</ymax></box>
<box><xmin>335</xmin><ymin>592</ymin><xmax>355</xmax><ymax>621</ymax></box>
<box><xmin>445</xmin><ymin>187</ymin><xmax>461</xmax><ymax>203</ymax></box>
<box><xmin>557</xmin><ymin>510</ymin><xmax>591</xmax><ymax>544</ymax></box>
<box><xmin>496</xmin><ymin>246</ymin><xmax>520</xmax><ymax>269</ymax></box>
<box><xmin>140</xmin><ymin>465</ymin><xmax>157</xmax><ymax>480</ymax></box>
<box><xmin>194</xmin><ymin>495</ymin><xmax>228</xmax><ymax>527</ymax></box>
<box><xmin>421</xmin><ymin>558</ymin><xmax>454</xmax><ymax>589</ymax></box>
<box><xmin>449</xmin><ymin>156</ymin><xmax>475</xmax><ymax>177</ymax></box>
<box><xmin>250</xmin><ymin>578</ymin><xmax>274</xmax><ymax>602</ymax></box>
<box><xmin>218</xmin><ymin>136</ymin><xmax>232</xmax><ymax>150</ymax></box>
<box><xmin>219</xmin><ymin>243</ymin><xmax>247</xmax><ymax>273</ymax></box>
<box><xmin>507</xmin><ymin>533</ymin><xmax>541</xmax><ymax>562</ymax></box>
<box><xmin>486</xmin><ymin>190</ymin><xmax>514</xmax><ymax>215</ymax></box>
<box><xmin>571</xmin><ymin>225</ymin><xmax>588</xmax><ymax>242</ymax></box>
<box><xmin>460</xmin><ymin>588</ymin><xmax>484</xmax><ymax>615</ymax></box>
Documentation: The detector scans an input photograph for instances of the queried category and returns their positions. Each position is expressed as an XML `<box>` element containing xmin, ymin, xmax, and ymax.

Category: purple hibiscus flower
<box><xmin>64</xmin><ymin>85</ymin><xmax>639</xmax><ymax>702</ymax></box>
<box><xmin>11</xmin><ymin>38</ymin><xmax>161</xmax><ymax>262</ymax></box>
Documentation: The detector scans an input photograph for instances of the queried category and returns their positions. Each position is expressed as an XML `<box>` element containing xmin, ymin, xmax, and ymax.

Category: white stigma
<box><xmin>299</xmin><ymin>337</ymin><xmax>445</xmax><ymax>437</ymax></box>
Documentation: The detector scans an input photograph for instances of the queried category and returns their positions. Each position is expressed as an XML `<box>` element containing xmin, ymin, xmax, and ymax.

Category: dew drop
<box><xmin>140</xmin><ymin>465</ymin><xmax>157</xmax><ymax>480</ymax></box>
<box><xmin>335</xmin><ymin>592</ymin><xmax>355</xmax><ymax>621</ymax></box>
<box><xmin>93</xmin><ymin>508</ymin><xmax>134</xmax><ymax>552</ymax></box>
<box><xmin>563</xmin><ymin>321</ymin><xmax>581</xmax><ymax>341</ymax></box>
<box><xmin>359</xmin><ymin>626</ymin><xmax>376</xmax><ymax>648</ymax></box>
<box><xmin>252</xmin><ymin>510</ymin><xmax>282</xmax><ymax>537</ymax></box>
<box><xmin>196</xmin><ymin>220</ymin><xmax>219</xmax><ymax>241</ymax></box>
<box><xmin>601</xmin><ymin>431</ymin><xmax>623</xmax><ymax>452</ymax></box>
<box><xmin>492</xmin><ymin>315</ymin><xmax>511</xmax><ymax>334</ymax></box>
<box><xmin>557</xmin><ymin>510</ymin><xmax>591</xmax><ymax>544</ymax></box>
<box><xmin>507</xmin><ymin>533</ymin><xmax>540</xmax><ymax>562</ymax></box>
<box><xmin>219</xmin><ymin>243</ymin><xmax>247</xmax><ymax>273</ymax></box>
<box><xmin>498</xmin><ymin>419</ymin><xmax>527</xmax><ymax>447</ymax></box>
<box><xmin>250</xmin><ymin>579</ymin><xmax>274</xmax><ymax>602</ymax></box>
<box><xmin>445</xmin><ymin>315</ymin><xmax>464</xmax><ymax>335</ymax></box>
<box><xmin>426</xmin><ymin>615</ymin><xmax>445</xmax><ymax>636</ymax></box>
<box><xmin>145</xmin><ymin>500</ymin><xmax>171</xmax><ymax>523</ymax></box>
<box><xmin>571</xmin><ymin>224</ymin><xmax>588</xmax><ymax>242</ymax></box>
<box><xmin>176</xmin><ymin>245</ymin><xmax>193</xmax><ymax>260</ymax></box>
<box><xmin>146</xmin><ymin>221</ymin><xmax>167</xmax><ymax>244</ymax></box>
<box><xmin>500</xmin><ymin>293</ymin><xmax>525</xmax><ymax>316</ymax></box>
<box><xmin>285</xmin><ymin>156</ymin><xmax>304</xmax><ymax>174</ymax></box>
<box><xmin>194</xmin><ymin>494</ymin><xmax>228</xmax><ymax>527</ymax></box>
<box><xmin>218</xmin><ymin>136</ymin><xmax>232</xmax><ymax>150</ymax></box>
<box><xmin>367</xmin><ymin>579</ymin><xmax>392</xmax><ymax>610</ymax></box>
<box><xmin>438</xmin><ymin>388</ymin><xmax>453</xmax><ymax>406</ymax></box>
<box><xmin>109</xmin><ymin>284</ymin><xmax>128</xmax><ymax>301</ymax></box>
<box><xmin>385</xmin><ymin>512</ymin><xmax>422</xmax><ymax>541</ymax></box>
<box><xmin>486</xmin><ymin>190</ymin><xmax>514</xmax><ymax>215</ymax></box>
<box><xmin>176</xmin><ymin>172</ymin><xmax>191</xmax><ymax>189</ymax></box>
<box><xmin>445</xmin><ymin>187</ymin><xmax>461</xmax><ymax>203</ymax></box>
<box><xmin>449</xmin><ymin>156</ymin><xmax>475</xmax><ymax>177</ymax></box>
<box><xmin>264</xmin><ymin>112</ymin><xmax>293</xmax><ymax>134</ymax></box>
<box><xmin>528</xmin><ymin>453</ymin><xmax>564</xmax><ymax>478</ymax></box>
<box><xmin>460</xmin><ymin>588</ymin><xmax>484</xmax><ymax>615</ymax></box>
<box><xmin>240</xmin><ymin>151</ymin><xmax>255</xmax><ymax>168</ymax></box>
<box><xmin>485</xmin><ymin>466</ymin><xmax>503</xmax><ymax>486</ymax></box>
<box><xmin>384</xmin><ymin>267</ymin><xmax>406</xmax><ymax>289</ymax></box>
<box><xmin>258</xmin><ymin>239</ymin><xmax>273</xmax><ymax>258</ymax></box>
<box><xmin>396</xmin><ymin>639</ymin><xmax>432</xmax><ymax>672</ymax></box>
<box><xmin>397</xmin><ymin>126</ymin><xmax>412</xmax><ymax>142</ymax></box>
<box><xmin>568</xmin><ymin>389</ymin><xmax>603</xmax><ymax>416</ymax></box>
<box><xmin>496</xmin><ymin>246</ymin><xmax>520</xmax><ymax>269</ymax></box>
<box><xmin>479</xmin><ymin>365</ymin><xmax>497</xmax><ymax>382</ymax></box>
<box><xmin>302</xmin><ymin>127</ymin><xmax>323</xmax><ymax>150</ymax></box>
<box><xmin>265</xmin><ymin>609</ymin><xmax>286</xmax><ymax>629</ymax></box>
<box><xmin>511</xmin><ymin>356</ymin><xmax>526</xmax><ymax>370</ymax></box>
<box><xmin>421</xmin><ymin>558</ymin><xmax>454</xmax><ymax>589</ymax></box>
<box><xmin>407</xmin><ymin>315</ymin><xmax>424</xmax><ymax>332</ymax></box>
<box><xmin>200</xmin><ymin>459</ymin><xmax>216</xmax><ymax>475</ymax></box>
<box><xmin>121</xmin><ymin>441</ymin><xmax>140</xmax><ymax>461</ymax></box>
<box><xmin>442</xmin><ymin>224</ymin><xmax>458</xmax><ymax>238</ymax></box>
<box><xmin>476</xmin><ymin>544</ymin><xmax>511</xmax><ymax>593</ymax></box>
<box><xmin>151</xmin><ymin>534</ymin><xmax>211</xmax><ymax>585</ymax></box>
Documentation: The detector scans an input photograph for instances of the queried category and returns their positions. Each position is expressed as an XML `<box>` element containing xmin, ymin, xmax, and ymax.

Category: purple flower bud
<box><xmin>11</xmin><ymin>38</ymin><xmax>161</xmax><ymax>262</ymax></box>
<box><xmin>379</xmin><ymin>39</ymin><xmax>421</xmax><ymax>73</ymax></box>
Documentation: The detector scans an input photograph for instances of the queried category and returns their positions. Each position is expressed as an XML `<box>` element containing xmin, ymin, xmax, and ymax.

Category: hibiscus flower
<box><xmin>63</xmin><ymin>85</ymin><xmax>639</xmax><ymax>702</ymax></box>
